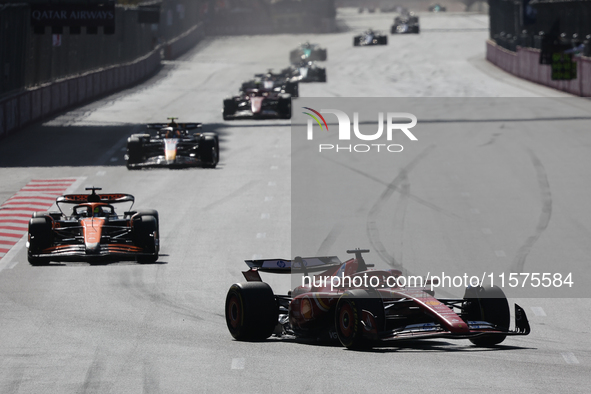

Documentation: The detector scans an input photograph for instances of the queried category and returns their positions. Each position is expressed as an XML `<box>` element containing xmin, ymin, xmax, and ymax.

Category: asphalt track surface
<box><xmin>0</xmin><ymin>9</ymin><xmax>589</xmax><ymax>393</ymax></box>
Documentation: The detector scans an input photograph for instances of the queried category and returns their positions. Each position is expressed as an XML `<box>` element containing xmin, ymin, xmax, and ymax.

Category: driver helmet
<box><xmin>93</xmin><ymin>206</ymin><xmax>103</xmax><ymax>217</ymax></box>
<box><xmin>162</xmin><ymin>127</ymin><xmax>174</xmax><ymax>137</ymax></box>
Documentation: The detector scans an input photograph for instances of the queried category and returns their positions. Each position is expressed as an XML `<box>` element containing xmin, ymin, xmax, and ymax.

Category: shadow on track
<box><xmin>0</xmin><ymin>123</ymin><xmax>230</xmax><ymax>168</ymax></box>
<box><xmin>252</xmin><ymin>336</ymin><xmax>535</xmax><ymax>353</ymax></box>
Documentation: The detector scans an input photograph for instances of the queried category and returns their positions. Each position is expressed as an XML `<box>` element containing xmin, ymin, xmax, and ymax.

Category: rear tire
<box><xmin>28</xmin><ymin>218</ymin><xmax>52</xmax><ymax>266</ymax></box>
<box><xmin>463</xmin><ymin>285</ymin><xmax>510</xmax><ymax>346</ymax></box>
<box><xmin>278</xmin><ymin>98</ymin><xmax>291</xmax><ymax>119</ymax></box>
<box><xmin>223</xmin><ymin>99</ymin><xmax>237</xmax><ymax>121</ymax></box>
<box><xmin>126</xmin><ymin>137</ymin><xmax>143</xmax><ymax>169</ymax></box>
<box><xmin>133</xmin><ymin>210</ymin><xmax>160</xmax><ymax>232</ymax></box>
<box><xmin>132</xmin><ymin>215</ymin><xmax>159</xmax><ymax>263</ymax></box>
<box><xmin>199</xmin><ymin>134</ymin><xmax>219</xmax><ymax>168</ymax></box>
<box><xmin>284</xmin><ymin>81</ymin><xmax>299</xmax><ymax>97</ymax></box>
<box><xmin>225</xmin><ymin>282</ymin><xmax>278</xmax><ymax>341</ymax></box>
<box><xmin>289</xmin><ymin>49</ymin><xmax>299</xmax><ymax>64</ymax></box>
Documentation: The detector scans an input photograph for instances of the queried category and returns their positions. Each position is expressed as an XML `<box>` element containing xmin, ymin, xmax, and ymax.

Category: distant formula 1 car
<box><xmin>429</xmin><ymin>4</ymin><xmax>447</xmax><ymax>12</ymax></box>
<box><xmin>391</xmin><ymin>14</ymin><xmax>420</xmax><ymax>34</ymax></box>
<box><xmin>126</xmin><ymin>118</ymin><xmax>219</xmax><ymax>169</ymax></box>
<box><xmin>27</xmin><ymin>187</ymin><xmax>159</xmax><ymax>265</ymax></box>
<box><xmin>223</xmin><ymin>86</ymin><xmax>292</xmax><ymax>120</ymax></box>
<box><xmin>225</xmin><ymin>249</ymin><xmax>531</xmax><ymax>349</ymax></box>
<box><xmin>281</xmin><ymin>60</ymin><xmax>327</xmax><ymax>83</ymax></box>
<box><xmin>354</xmin><ymin>30</ymin><xmax>388</xmax><ymax>46</ymax></box>
<box><xmin>289</xmin><ymin>42</ymin><xmax>327</xmax><ymax>63</ymax></box>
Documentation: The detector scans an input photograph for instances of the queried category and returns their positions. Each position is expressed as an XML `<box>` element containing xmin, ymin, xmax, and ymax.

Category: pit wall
<box><xmin>0</xmin><ymin>24</ymin><xmax>204</xmax><ymax>140</ymax></box>
<box><xmin>486</xmin><ymin>39</ymin><xmax>591</xmax><ymax>97</ymax></box>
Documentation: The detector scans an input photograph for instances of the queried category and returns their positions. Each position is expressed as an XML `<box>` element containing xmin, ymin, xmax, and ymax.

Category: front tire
<box><xmin>335</xmin><ymin>289</ymin><xmax>383</xmax><ymax>349</ymax></box>
<box><xmin>225</xmin><ymin>282</ymin><xmax>278</xmax><ymax>341</ymax></box>
<box><xmin>28</xmin><ymin>217</ymin><xmax>52</xmax><ymax>266</ymax></box>
<box><xmin>463</xmin><ymin>285</ymin><xmax>510</xmax><ymax>346</ymax></box>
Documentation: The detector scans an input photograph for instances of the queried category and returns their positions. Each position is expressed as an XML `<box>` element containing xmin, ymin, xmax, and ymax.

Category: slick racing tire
<box><xmin>223</xmin><ymin>99</ymin><xmax>237</xmax><ymax>121</ymax></box>
<box><xmin>33</xmin><ymin>211</ymin><xmax>61</xmax><ymax>221</ymax></box>
<box><xmin>28</xmin><ymin>217</ymin><xmax>52</xmax><ymax>266</ymax></box>
<box><xmin>199</xmin><ymin>134</ymin><xmax>219</xmax><ymax>168</ymax></box>
<box><xmin>289</xmin><ymin>50</ymin><xmax>300</xmax><ymax>64</ymax></box>
<box><xmin>126</xmin><ymin>137</ymin><xmax>144</xmax><ymax>169</ymax></box>
<box><xmin>225</xmin><ymin>282</ymin><xmax>278</xmax><ymax>341</ymax></box>
<box><xmin>335</xmin><ymin>290</ymin><xmax>384</xmax><ymax>349</ymax></box>
<box><xmin>278</xmin><ymin>98</ymin><xmax>292</xmax><ymax>119</ymax></box>
<box><xmin>284</xmin><ymin>81</ymin><xmax>299</xmax><ymax>98</ymax></box>
<box><xmin>132</xmin><ymin>215</ymin><xmax>159</xmax><ymax>264</ymax></box>
<box><xmin>318</xmin><ymin>48</ymin><xmax>327</xmax><ymax>61</ymax></box>
<box><xmin>379</xmin><ymin>36</ymin><xmax>388</xmax><ymax>45</ymax></box>
<box><xmin>133</xmin><ymin>209</ymin><xmax>160</xmax><ymax>232</ymax></box>
<box><xmin>462</xmin><ymin>285</ymin><xmax>510</xmax><ymax>346</ymax></box>
<box><xmin>413</xmin><ymin>25</ymin><xmax>420</xmax><ymax>34</ymax></box>
<box><xmin>353</xmin><ymin>37</ymin><xmax>360</xmax><ymax>46</ymax></box>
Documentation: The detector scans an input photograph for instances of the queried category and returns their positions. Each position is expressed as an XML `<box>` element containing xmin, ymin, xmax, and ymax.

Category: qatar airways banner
<box><xmin>30</xmin><ymin>3</ymin><xmax>115</xmax><ymax>28</ymax></box>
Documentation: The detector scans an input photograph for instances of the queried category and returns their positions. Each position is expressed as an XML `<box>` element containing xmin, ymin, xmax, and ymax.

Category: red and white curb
<box><xmin>0</xmin><ymin>177</ymin><xmax>85</xmax><ymax>268</ymax></box>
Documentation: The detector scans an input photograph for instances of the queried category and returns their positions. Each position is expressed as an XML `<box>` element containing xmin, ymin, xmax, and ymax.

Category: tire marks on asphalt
<box><xmin>509</xmin><ymin>149</ymin><xmax>552</xmax><ymax>273</ymax></box>
<box><xmin>316</xmin><ymin>223</ymin><xmax>344</xmax><ymax>256</ymax></box>
<box><xmin>366</xmin><ymin>145</ymin><xmax>436</xmax><ymax>271</ymax></box>
<box><xmin>80</xmin><ymin>349</ymin><xmax>107</xmax><ymax>394</ymax></box>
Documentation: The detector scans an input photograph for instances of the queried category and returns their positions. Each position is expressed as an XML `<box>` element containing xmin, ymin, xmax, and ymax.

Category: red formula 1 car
<box><xmin>223</xmin><ymin>86</ymin><xmax>292</xmax><ymax>120</ymax></box>
<box><xmin>27</xmin><ymin>187</ymin><xmax>159</xmax><ymax>265</ymax></box>
<box><xmin>225</xmin><ymin>249</ymin><xmax>530</xmax><ymax>349</ymax></box>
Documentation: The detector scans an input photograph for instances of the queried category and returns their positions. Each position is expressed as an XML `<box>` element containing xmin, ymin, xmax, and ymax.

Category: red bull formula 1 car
<box><xmin>126</xmin><ymin>118</ymin><xmax>219</xmax><ymax>169</ymax></box>
<box><xmin>225</xmin><ymin>249</ymin><xmax>530</xmax><ymax>349</ymax></box>
<box><xmin>27</xmin><ymin>187</ymin><xmax>159</xmax><ymax>265</ymax></box>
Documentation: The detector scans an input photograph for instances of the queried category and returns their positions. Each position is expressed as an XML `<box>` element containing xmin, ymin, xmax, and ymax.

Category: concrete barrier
<box><xmin>0</xmin><ymin>49</ymin><xmax>160</xmax><ymax>139</ymax></box>
<box><xmin>0</xmin><ymin>23</ymin><xmax>204</xmax><ymax>140</ymax></box>
<box><xmin>164</xmin><ymin>23</ymin><xmax>205</xmax><ymax>60</ymax></box>
<box><xmin>486</xmin><ymin>39</ymin><xmax>591</xmax><ymax>96</ymax></box>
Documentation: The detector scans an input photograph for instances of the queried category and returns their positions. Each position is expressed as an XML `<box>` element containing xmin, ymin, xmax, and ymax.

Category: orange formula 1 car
<box><xmin>27</xmin><ymin>187</ymin><xmax>159</xmax><ymax>265</ymax></box>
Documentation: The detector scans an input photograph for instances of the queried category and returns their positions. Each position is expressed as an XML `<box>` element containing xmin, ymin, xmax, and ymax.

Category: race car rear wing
<box><xmin>146</xmin><ymin>123</ymin><xmax>202</xmax><ymax>130</ymax></box>
<box><xmin>57</xmin><ymin>193</ymin><xmax>135</xmax><ymax>204</ymax></box>
<box><xmin>243</xmin><ymin>256</ymin><xmax>342</xmax><ymax>281</ymax></box>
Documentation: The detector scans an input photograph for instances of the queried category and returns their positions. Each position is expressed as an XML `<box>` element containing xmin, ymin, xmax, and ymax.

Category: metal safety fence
<box><xmin>0</xmin><ymin>0</ymin><xmax>205</xmax><ymax>99</ymax></box>
<box><xmin>490</xmin><ymin>0</ymin><xmax>591</xmax><ymax>55</ymax></box>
